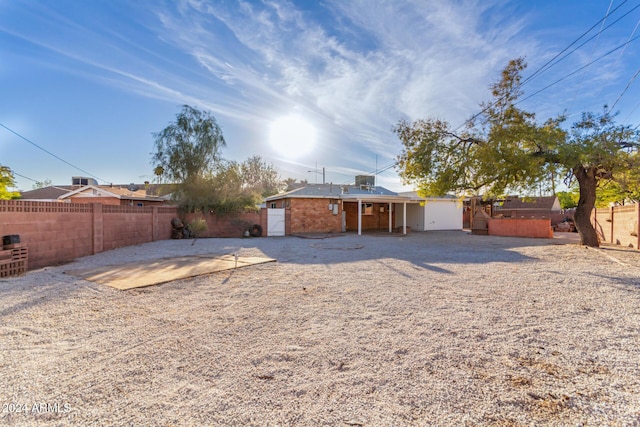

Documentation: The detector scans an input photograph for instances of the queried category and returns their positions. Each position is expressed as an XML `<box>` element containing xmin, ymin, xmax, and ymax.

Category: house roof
<box><xmin>499</xmin><ymin>195</ymin><xmax>560</xmax><ymax>211</ymax></box>
<box><xmin>265</xmin><ymin>183</ymin><xmax>401</xmax><ymax>201</ymax></box>
<box><xmin>398</xmin><ymin>191</ymin><xmax>460</xmax><ymax>201</ymax></box>
<box><xmin>20</xmin><ymin>183</ymin><xmax>173</xmax><ymax>202</ymax></box>
<box><xmin>59</xmin><ymin>185</ymin><xmax>170</xmax><ymax>202</ymax></box>
<box><xmin>265</xmin><ymin>184</ymin><xmax>432</xmax><ymax>204</ymax></box>
<box><xmin>19</xmin><ymin>186</ymin><xmax>71</xmax><ymax>200</ymax></box>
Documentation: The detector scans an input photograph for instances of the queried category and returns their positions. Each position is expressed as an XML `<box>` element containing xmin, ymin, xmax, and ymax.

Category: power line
<box><xmin>622</xmin><ymin>100</ymin><xmax>640</xmax><ymax>126</ymax></box>
<box><xmin>338</xmin><ymin>160</ymin><xmax>398</xmax><ymax>186</ymax></box>
<box><xmin>567</xmin><ymin>0</ymin><xmax>615</xmax><ymax>108</ymax></box>
<box><xmin>609</xmin><ymin>65</ymin><xmax>640</xmax><ymax>111</ymax></box>
<box><xmin>521</xmin><ymin>1</ymin><xmax>638</xmax><ymax>89</ymax></box>
<box><xmin>12</xmin><ymin>171</ymin><xmax>39</xmax><ymax>183</ymax></box>
<box><xmin>0</xmin><ymin>122</ymin><xmax>109</xmax><ymax>184</ymax></box>
<box><xmin>454</xmin><ymin>1</ymin><xmax>640</xmax><ymax>131</ymax></box>
<box><xmin>515</xmin><ymin>32</ymin><xmax>640</xmax><ymax>107</ymax></box>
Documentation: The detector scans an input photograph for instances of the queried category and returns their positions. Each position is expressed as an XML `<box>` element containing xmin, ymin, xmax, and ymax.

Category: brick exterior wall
<box><xmin>69</xmin><ymin>197</ymin><xmax>121</xmax><ymax>205</ymax></box>
<box><xmin>183</xmin><ymin>210</ymin><xmax>266</xmax><ymax>238</ymax></box>
<box><xmin>268</xmin><ymin>198</ymin><xmax>342</xmax><ymax>234</ymax></box>
<box><xmin>289</xmin><ymin>198</ymin><xmax>342</xmax><ymax>234</ymax></box>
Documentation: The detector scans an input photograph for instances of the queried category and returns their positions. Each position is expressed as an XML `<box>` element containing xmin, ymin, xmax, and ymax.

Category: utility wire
<box><xmin>609</xmin><ymin>65</ymin><xmax>640</xmax><ymax>112</ymax></box>
<box><xmin>454</xmin><ymin>1</ymin><xmax>639</xmax><ymax>131</ymax></box>
<box><xmin>520</xmin><ymin>0</ymin><xmax>635</xmax><ymax>88</ymax></box>
<box><xmin>567</xmin><ymin>0</ymin><xmax>614</xmax><ymax>109</ymax></box>
<box><xmin>515</xmin><ymin>32</ymin><xmax>640</xmax><ymax>107</ymax></box>
<box><xmin>534</xmin><ymin>2</ymin><xmax>640</xmax><ymax>88</ymax></box>
<box><xmin>622</xmin><ymin>100</ymin><xmax>640</xmax><ymax>126</ymax></box>
<box><xmin>337</xmin><ymin>160</ymin><xmax>398</xmax><ymax>186</ymax></box>
<box><xmin>585</xmin><ymin>16</ymin><xmax>640</xmax><ymax>111</ymax></box>
<box><xmin>0</xmin><ymin>122</ymin><xmax>109</xmax><ymax>184</ymax></box>
<box><xmin>12</xmin><ymin>171</ymin><xmax>39</xmax><ymax>183</ymax></box>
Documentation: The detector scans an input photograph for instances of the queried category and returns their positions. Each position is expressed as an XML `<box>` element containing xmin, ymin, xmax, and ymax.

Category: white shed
<box><xmin>395</xmin><ymin>193</ymin><xmax>463</xmax><ymax>231</ymax></box>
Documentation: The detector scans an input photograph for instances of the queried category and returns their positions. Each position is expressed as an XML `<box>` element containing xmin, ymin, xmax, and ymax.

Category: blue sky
<box><xmin>1</xmin><ymin>0</ymin><xmax>639</xmax><ymax>192</ymax></box>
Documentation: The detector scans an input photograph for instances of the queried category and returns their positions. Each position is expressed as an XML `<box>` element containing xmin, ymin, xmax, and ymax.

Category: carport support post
<box><xmin>403</xmin><ymin>202</ymin><xmax>407</xmax><ymax>234</ymax></box>
<box><xmin>388</xmin><ymin>203</ymin><xmax>393</xmax><ymax>233</ymax></box>
<box><xmin>357</xmin><ymin>199</ymin><xmax>362</xmax><ymax>236</ymax></box>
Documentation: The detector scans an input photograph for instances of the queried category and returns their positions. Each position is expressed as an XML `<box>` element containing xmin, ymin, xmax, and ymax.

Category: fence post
<box><xmin>610</xmin><ymin>206</ymin><xmax>614</xmax><ymax>244</ymax></box>
<box><xmin>152</xmin><ymin>206</ymin><xmax>158</xmax><ymax>241</ymax></box>
<box><xmin>637</xmin><ymin>204</ymin><xmax>640</xmax><ymax>249</ymax></box>
<box><xmin>92</xmin><ymin>203</ymin><xmax>104</xmax><ymax>255</ymax></box>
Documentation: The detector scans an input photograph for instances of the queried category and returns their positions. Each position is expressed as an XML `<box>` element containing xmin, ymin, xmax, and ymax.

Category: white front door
<box><xmin>267</xmin><ymin>208</ymin><xmax>285</xmax><ymax>236</ymax></box>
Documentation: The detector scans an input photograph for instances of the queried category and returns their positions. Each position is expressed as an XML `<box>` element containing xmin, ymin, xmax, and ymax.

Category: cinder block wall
<box><xmin>0</xmin><ymin>201</ymin><xmax>274</xmax><ymax>270</ymax></box>
<box><xmin>183</xmin><ymin>210</ymin><xmax>264</xmax><ymax>238</ymax></box>
<box><xmin>488</xmin><ymin>218</ymin><xmax>553</xmax><ymax>238</ymax></box>
<box><xmin>0</xmin><ymin>202</ymin><xmax>96</xmax><ymax>269</ymax></box>
<box><xmin>593</xmin><ymin>205</ymin><xmax>640</xmax><ymax>248</ymax></box>
<box><xmin>0</xmin><ymin>201</ymin><xmax>179</xmax><ymax>270</ymax></box>
<box><xmin>103</xmin><ymin>206</ymin><xmax>155</xmax><ymax>251</ymax></box>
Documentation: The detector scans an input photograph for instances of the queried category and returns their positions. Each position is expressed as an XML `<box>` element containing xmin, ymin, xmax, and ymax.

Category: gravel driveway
<box><xmin>1</xmin><ymin>231</ymin><xmax>639</xmax><ymax>426</ymax></box>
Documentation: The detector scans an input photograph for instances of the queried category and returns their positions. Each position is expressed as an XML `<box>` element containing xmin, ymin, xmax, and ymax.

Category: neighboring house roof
<box><xmin>58</xmin><ymin>185</ymin><xmax>170</xmax><ymax>202</ymax></box>
<box><xmin>19</xmin><ymin>186</ymin><xmax>71</xmax><ymax>200</ymax></box>
<box><xmin>499</xmin><ymin>195</ymin><xmax>560</xmax><ymax>211</ymax></box>
<box><xmin>20</xmin><ymin>183</ymin><xmax>173</xmax><ymax>203</ymax></box>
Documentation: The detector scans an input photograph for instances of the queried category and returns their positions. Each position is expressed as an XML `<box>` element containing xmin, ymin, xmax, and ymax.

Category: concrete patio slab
<box><xmin>65</xmin><ymin>254</ymin><xmax>276</xmax><ymax>290</ymax></box>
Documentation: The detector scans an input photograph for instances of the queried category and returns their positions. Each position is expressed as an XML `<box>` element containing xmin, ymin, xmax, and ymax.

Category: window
<box><xmin>73</xmin><ymin>177</ymin><xmax>89</xmax><ymax>186</ymax></box>
<box><xmin>362</xmin><ymin>203</ymin><xmax>373</xmax><ymax>215</ymax></box>
<box><xmin>270</xmin><ymin>202</ymin><xmax>277</xmax><ymax>209</ymax></box>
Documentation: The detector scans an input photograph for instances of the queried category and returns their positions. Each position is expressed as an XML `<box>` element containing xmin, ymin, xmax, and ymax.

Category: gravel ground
<box><xmin>1</xmin><ymin>231</ymin><xmax>639</xmax><ymax>426</ymax></box>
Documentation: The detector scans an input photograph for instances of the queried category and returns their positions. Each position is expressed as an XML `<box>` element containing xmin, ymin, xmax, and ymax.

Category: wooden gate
<box><xmin>267</xmin><ymin>208</ymin><xmax>285</xmax><ymax>236</ymax></box>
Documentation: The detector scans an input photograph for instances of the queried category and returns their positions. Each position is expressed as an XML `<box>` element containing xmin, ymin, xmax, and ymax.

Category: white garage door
<box><xmin>267</xmin><ymin>208</ymin><xmax>285</xmax><ymax>236</ymax></box>
<box><xmin>424</xmin><ymin>201</ymin><xmax>462</xmax><ymax>230</ymax></box>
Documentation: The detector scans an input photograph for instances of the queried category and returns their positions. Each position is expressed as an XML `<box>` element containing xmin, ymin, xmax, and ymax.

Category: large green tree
<box><xmin>178</xmin><ymin>156</ymin><xmax>283</xmax><ymax>214</ymax></box>
<box><xmin>594</xmin><ymin>150</ymin><xmax>640</xmax><ymax>206</ymax></box>
<box><xmin>395</xmin><ymin>58</ymin><xmax>640</xmax><ymax>247</ymax></box>
<box><xmin>151</xmin><ymin>105</ymin><xmax>226</xmax><ymax>184</ymax></box>
<box><xmin>0</xmin><ymin>165</ymin><xmax>20</xmax><ymax>200</ymax></box>
<box><xmin>240</xmin><ymin>155</ymin><xmax>283</xmax><ymax>197</ymax></box>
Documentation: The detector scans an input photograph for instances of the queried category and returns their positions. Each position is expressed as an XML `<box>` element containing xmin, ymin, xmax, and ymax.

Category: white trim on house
<box><xmin>58</xmin><ymin>185</ymin><xmax>120</xmax><ymax>200</ymax></box>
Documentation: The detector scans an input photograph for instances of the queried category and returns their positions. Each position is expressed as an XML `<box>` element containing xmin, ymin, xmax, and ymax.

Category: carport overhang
<box><xmin>340</xmin><ymin>195</ymin><xmax>421</xmax><ymax>235</ymax></box>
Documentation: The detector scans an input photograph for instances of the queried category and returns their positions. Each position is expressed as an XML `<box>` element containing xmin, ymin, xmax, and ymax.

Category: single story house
<box><xmin>264</xmin><ymin>177</ymin><xmax>463</xmax><ymax>236</ymax></box>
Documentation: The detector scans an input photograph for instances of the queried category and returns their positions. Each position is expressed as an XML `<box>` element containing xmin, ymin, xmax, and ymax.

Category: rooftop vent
<box><xmin>355</xmin><ymin>175</ymin><xmax>375</xmax><ymax>187</ymax></box>
<box><xmin>72</xmin><ymin>176</ymin><xmax>98</xmax><ymax>186</ymax></box>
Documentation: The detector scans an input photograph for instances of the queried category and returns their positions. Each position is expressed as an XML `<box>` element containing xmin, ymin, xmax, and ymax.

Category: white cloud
<box><xmin>10</xmin><ymin>0</ymin><xmax>635</xmax><ymax>190</ymax></box>
<box><xmin>148</xmin><ymin>0</ymin><xmax>543</xmax><ymax>185</ymax></box>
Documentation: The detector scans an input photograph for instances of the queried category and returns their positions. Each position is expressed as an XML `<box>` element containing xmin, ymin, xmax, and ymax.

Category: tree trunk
<box><xmin>573</xmin><ymin>166</ymin><xmax>599</xmax><ymax>247</ymax></box>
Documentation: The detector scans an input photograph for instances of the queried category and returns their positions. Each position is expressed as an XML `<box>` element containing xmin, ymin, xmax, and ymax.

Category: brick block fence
<box><xmin>488</xmin><ymin>217</ymin><xmax>553</xmax><ymax>238</ymax></box>
<box><xmin>0</xmin><ymin>200</ymin><xmax>271</xmax><ymax>270</ymax></box>
<box><xmin>0</xmin><ymin>200</ymin><xmax>179</xmax><ymax>270</ymax></box>
<box><xmin>593</xmin><ymin>204</ymin><xmax>640</xmax><ymax>248</ymax></box>
<box><xmin>182</xmin><ymin>210</ymin><xmax>267</xmax><ymax>238</ymax></box>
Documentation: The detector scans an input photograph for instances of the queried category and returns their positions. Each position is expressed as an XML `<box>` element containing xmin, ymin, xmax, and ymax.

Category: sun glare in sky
<box><xmin>268</xmin><ymin>114</ymin><xmax>317</xmax><ymax>159</ymax></box>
